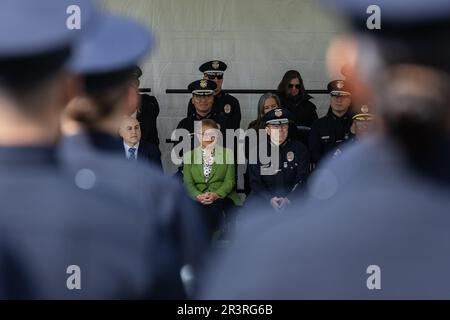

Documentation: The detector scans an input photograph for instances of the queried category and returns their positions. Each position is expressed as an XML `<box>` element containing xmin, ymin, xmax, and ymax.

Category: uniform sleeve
<box><xmin>308</xmin><ymin>120</ymin><xmax>323</xmax><ymax>164</ymax></box>
<box><xmin>231</xmin><ymin>97</ymin><xmax>241</xmax><ymax>130</ymax></box>
<box><xmin>293</xmin><ymin>144</ymin><xmax>311</xmax><ymax>193</ymax></box>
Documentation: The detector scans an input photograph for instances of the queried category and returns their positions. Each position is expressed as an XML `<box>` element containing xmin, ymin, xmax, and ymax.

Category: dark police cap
<box><xmin>69</xmin><ymin>13</ymin><xmax>153</xmax><ymax>94</ymax></box>
<box><xmin>263</xmin><ymin>108</ymin><xmax>293</xmax><ymax>126</ymax></box>
<box><xmin>352</xmin><ymin>105</ymin><xmax>373</xmax><ymax>121</ymax></box>
<box><xmin>199</xmin><ymin>60</ymin><xmax>227</xmax><ymax>73</ymax></box>
<box><xmin>188</xmin><ymin>79</ymin><xmax>217</xmax><ymax>96</ymax></box>
<box><xmin>327</xmin><ymin>80</ymin><xmax>352</xmax><ymax>96</ymax></box>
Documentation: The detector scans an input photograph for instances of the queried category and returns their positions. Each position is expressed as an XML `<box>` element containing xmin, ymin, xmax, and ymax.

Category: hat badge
<box><xmin>212</xmin><ymin>61</ymin><xmax>220</xmax><ymax>70</ymax></box>
<box><xmin>361</xmin><ymin>105</ymin><xmax>369</xmax><ymax>113</ymax></box>
<box><xmin>275</xmin><ymin>109</ymin><xmax>282</xmax><ymax>117</ymax></box>
<box><xmin>200</xmin><ymin>80</ymin><xmax>208</xmax><ymax>88</ymax></box>
<box><xmin>336</xmin><ymin>81</ymin><xmax>344</xmax><ymax>89</ymax></box>
<box><xmin>287</xmin><ymin>151</ymin><xmax>295</xmax><ymax>162</ymax></box>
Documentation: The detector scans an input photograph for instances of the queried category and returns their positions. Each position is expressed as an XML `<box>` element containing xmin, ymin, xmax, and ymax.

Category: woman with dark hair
<box><xmin>277</xmin><ymin>70</ymin><xmax>318</xmax><ymax>144</ymax></box>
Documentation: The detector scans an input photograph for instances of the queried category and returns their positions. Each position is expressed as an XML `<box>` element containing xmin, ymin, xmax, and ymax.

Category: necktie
<box><xmin>128</xmin><ymin>147</ymin><xmax>136</xmax><ymax>160</ymax></box>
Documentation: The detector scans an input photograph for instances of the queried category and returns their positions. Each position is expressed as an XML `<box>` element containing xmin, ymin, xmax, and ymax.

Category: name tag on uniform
<box><xmin>321</xmin><ymin>136</ymin><xmax>330</xmax><ymax>140</ymax></box>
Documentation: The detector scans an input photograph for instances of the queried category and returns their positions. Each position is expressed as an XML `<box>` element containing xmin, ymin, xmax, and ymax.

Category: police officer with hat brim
<box><xmin>308</xmin><ymin>79</ymin><xmax>353</xmax><ymax>164</ymax></box>
<box><xmin>177</xmin><ymin>79</ymin><xmax>232</xmax><ymax>136</ymax></box>
<box><xmin>247</xmin><ymin>107</ymin><xmax>310</xmax><ymax>212</ymax></box>
<box><xmin>186</xmin><ymin>60</ymin><xmax>242</xmax><ymax>130</ymax></box>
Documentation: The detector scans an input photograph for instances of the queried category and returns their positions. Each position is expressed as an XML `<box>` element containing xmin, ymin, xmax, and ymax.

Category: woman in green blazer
<box><xmin>183</xmin><ymin>119</ymin><xmax>240</xmax><ymax>235</ymax></box>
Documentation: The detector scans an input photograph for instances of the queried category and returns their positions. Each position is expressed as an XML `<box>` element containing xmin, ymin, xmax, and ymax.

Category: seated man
<box><xmin>248</xmin><ymin>108</ymin><xmax>310</xmax><ymax>212</ymax></box>
<box><xmin>308</xmin><ymin>80</ymin><xmax>353</xmax><ymax>165</ymax></box>
<box><xmin>119</xmin><ymin>116</ymin><xmax>162</xmax><ymax>169</ymax></box>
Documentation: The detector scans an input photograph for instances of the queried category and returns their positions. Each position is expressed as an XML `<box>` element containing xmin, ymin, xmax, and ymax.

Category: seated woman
<box><xmin>248</xmin><ymin>93</ymin><xmax>281</xmax><ymax>130</ymax></box>
<box><xmin>183</xmin><ymin>119</ymin><xmax>241</xmax><ymax>237</ymax></box>
<box><xmin>277</xmin><ymin>70</ymin><xmax>318</xmax><ymax>145</ymax></box>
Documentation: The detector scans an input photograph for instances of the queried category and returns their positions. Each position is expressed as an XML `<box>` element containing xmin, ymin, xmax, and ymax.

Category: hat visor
<box><xmin>352</xmin><ymin>114</ymin><xmax>374</xmax><ymax>121</ymax></box>
<box><xmin>192</xmin><ymin>90</ymin><xmax>214</xmax><ymax>95</ymax></box>
<box><xmin>331</xmin><ymin>90</ymin><xmax>351</xmax><ymax>96</ymax></box>
<box><xmin>266</xmin><ymin>119</ymin><xmax>290</xmax><ymax>126</ymax></box>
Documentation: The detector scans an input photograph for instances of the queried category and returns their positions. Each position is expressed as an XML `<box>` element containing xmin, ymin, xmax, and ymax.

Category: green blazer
<box><xmin>183</xmin><ymin>146</ymin><xmax>241</xmax><ymax>205</ymax></box>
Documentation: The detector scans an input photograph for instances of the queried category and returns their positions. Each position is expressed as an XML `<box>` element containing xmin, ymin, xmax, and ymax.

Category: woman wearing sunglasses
<box><xmin>277</xmin><ymin>70</ymin><xmax>318</xmax><ymax>145</ymax></box>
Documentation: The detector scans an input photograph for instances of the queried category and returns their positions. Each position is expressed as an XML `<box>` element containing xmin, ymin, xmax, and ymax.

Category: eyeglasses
<box><xmin>288</xmin><ymin>84</ymin><xmax>301</xmax><ymax>89</ymax></box>
<box><xmin>205</xmin><ymin>73</ymin><xmax>224</xmax><ymax>80</ymax></box>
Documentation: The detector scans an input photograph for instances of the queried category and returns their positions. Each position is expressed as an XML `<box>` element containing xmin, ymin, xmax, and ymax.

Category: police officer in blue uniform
<box><xmin>247</xmin><ymin>108</ymin><xmax>310</xmax><ymax>212</ymax></box>
<box><xmin>59</xmin><ymin>11</ymin><xmax>209</xmax><ymax>296</ymax></box>
<box><xmin>175</xmin><ymin>79</ymin><xmax>233</xmax><ymax>158</ymax></box>
<box><xmin>0</xmin><ymin>0</ymin><xmax>188</xmax><ymax>299</ymax></box>
<box><xmin>200</xmin><ymin>0</ymin><xmax>450</xmax><ymax>299</ymax></box>
<box><xmin>308</xmin><ymin>80</ymin><xmax>353</xmax><ymax>165</ymax></box>
<box><xmin>186</xmin><ymin>60</ymin><xmax>241</xmax><ymax>130</ymax></box>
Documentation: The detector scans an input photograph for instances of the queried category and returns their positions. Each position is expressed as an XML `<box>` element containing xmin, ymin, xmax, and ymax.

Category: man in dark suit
<box><xmin>119</xmin><ymin>116</ymin><xmax>162</xmax><ymax>169</ymax></box>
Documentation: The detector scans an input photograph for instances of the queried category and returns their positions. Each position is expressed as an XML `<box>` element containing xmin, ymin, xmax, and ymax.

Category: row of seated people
<box><xmin>124</xmin><ymin>64</ymin><xmax>373</xmax><ymax>238</ymax></box>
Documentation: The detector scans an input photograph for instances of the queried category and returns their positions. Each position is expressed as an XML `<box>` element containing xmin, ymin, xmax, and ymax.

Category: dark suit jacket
<box><xmin>137</xmin><ymin>141</ymin><xmax>162</xmax><ymax>170</ymax></box>
<box><xmin>137</xmin><ymin>94</ymin><xmax>160</xmax><ymax>146</ymax></box>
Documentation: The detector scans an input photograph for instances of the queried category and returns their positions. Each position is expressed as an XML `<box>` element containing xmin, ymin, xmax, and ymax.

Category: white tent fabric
<box><xmin>102</xmin><ymin>0</ymin><xmax>347</xmax><ymax>173</ymax></box>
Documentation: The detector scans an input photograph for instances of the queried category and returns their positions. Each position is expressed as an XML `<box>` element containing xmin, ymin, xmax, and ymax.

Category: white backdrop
<box><xmin>102</xmin><ymin>0</ymin><xmax>347</xmax><ymax>173</ymax></box>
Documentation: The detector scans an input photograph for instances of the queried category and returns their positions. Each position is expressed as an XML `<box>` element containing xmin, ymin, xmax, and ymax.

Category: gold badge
<box><xmin>212</xmin><ymin>61</ymin><xmax>220</xmax><ymax>70</ymax></box>
<box><xmin>361</xmin><ymin>105</ymin><xmax>369</xmax><ymax>114</ymax></box>
<box><xmin>336</xmin><ymin>80</ymin><xmax>344</xmax><ymax>89</ymax></box>
<box><xmin>287</xmin><ymin>151</ymin><xmax>294</xmax><ymax>162</ymax></box>
<box><xmin>275</xmin><ymin>109</ymin><xmax>282</xmax><ymax>117</ymax></box>
<box><xmin>224</xmin><ymin>104</ymin><xmax>231</xmax><ymax>114</ymax></box>
<box><xmin>200</xmin><ymin>80</ymin><xmax>208</xmax><ymax>88</ymax></box>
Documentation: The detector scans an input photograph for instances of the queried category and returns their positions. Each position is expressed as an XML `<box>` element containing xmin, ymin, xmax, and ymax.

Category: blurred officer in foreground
<box><xmin>200</xmin><ymin>0</ymin><xmax>450</xmax><ymax>299</ymax></box>
<box><xmin>0</xmin><ymin>0</ymin><xmax>182</xmax><ymax>299</ymax></box>
<box><xmin>309</xmin><ymin>80</ymin><xmax>353</xmax><ymax>165</ymax></box>
<box><xmin>247</xmin><ymin>108</ymin><xmax>310</xmax><ymax>212</ymax></box>
<box><xmin>59</xmin><ymin>12</ymin><xmax>208</xmax><ymax>297</ymax></box>
<box><xmin>187</xmin><ymin>60</ymin><xmax>241</xmax><ymax>130</ymax></box>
